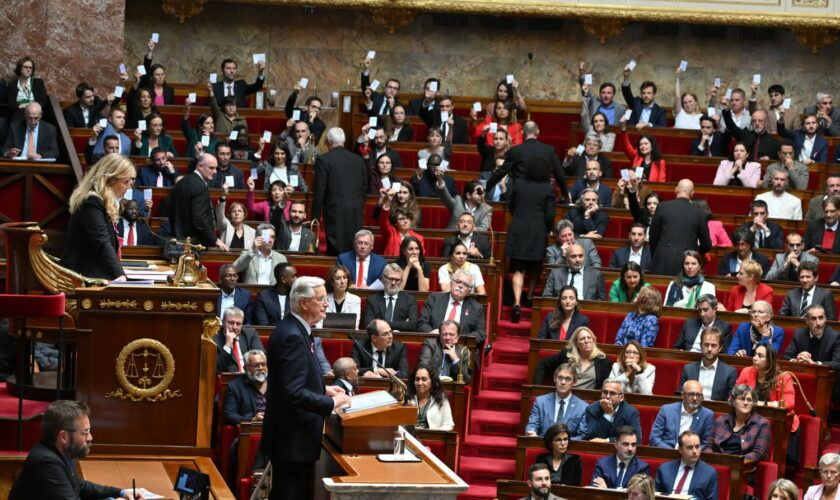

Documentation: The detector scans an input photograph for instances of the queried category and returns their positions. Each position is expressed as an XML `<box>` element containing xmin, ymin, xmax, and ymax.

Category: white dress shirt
<box><xmin>698</xmin><ymin>358</ymin><xmax>718</xmax><ymax>400</ymax></box>
<box><xmin>255</xmin><ymin>252</ymin><xmax>273</xmax><ymax>284</ymax></box>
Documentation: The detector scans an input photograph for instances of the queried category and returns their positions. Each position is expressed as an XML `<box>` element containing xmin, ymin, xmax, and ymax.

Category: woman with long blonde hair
<box><xmin>61</xmin><ymin>154</ymin><xmax>136</xmax><ymax>280</ymax></box>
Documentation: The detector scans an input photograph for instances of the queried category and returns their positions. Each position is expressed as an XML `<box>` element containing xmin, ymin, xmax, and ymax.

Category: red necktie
<box><xmin>127</xmin><ymin>223</ymin><xmax>135</xmax><ymax>246</ymax></box>
<box><xmin>232</xmin><ymin>339</ymin><xmax>243</xmax><ymax>372</ymax></box>
<box><xmin>674</xmin><ymin>465</ymin><xmax>691</xmax><ymax>495</ymax></box>
<box><xmin>447</xmin><ymin>301</ymin><xmax>460</xmax><ymax>320</ymax></box>
<box><xmin>356</xmin><ymin>258</ymin><xmax>365</xmax><ymax>288</ymax></box>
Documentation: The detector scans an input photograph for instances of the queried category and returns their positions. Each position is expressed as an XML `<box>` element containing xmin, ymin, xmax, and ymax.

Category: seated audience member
<box><xmin>385</xmin><ymin>104</ymin><xmax>412</xmax><ymax>142</ymax></box>
<box><xmin>655</xmin><ymin>430</ymin><xmax>718</xmax><ymax>500</ymax></box>
<box><xmin>581</xmin><ymin>110</ymin><xmax>617</xmax><ymax>154</ymax></box>
<box><xmin>232</xmin><ymin>223</ymin><xmax>287</xmax><ymax>285</ymax></box>
<box><xmin>693</xmin><ymin>198</ymin><xmax>731</xmax><ymax>248</ymax></box>
<box><xmin>282</xmin><ymin>85</ymin><xmax>325</xmax><ymax>144</ymax></box>
<box><xmin>394</xmin><ymin>236</ymin><xmax>430</xmax><ymax>292</ymax></box>
<box><xmin>707</xmin><ymin>384</ymin><xmax>772</xmax><ymax>473</ymax></box>
<box><xmin>245</xmin><ymin>177</ymin><xmax>290</xmax><ymax>223</ymax></box>
<box><xmin>717</xmin><ymin>87</ymin><xmax>750</xmax><ymax>131</ymax></box>
<box><xmin>139</xmin><ymin>39</ymin><xmax>174</xmax><ymax>105</ymax></box>
<box><xmin>626</xmin><ymin>474</ymin><xmax>656</xmax><ymax>500</ymax></box>
<box><xmin>762</xmin><ymin>140</ymin><xmax>809</xmax><ymax>191</ymax></box>
<box><xmin>755</xmin><ymin>169</ymin><xmax>803</xmax><ymax>220</ymax></box>
<box><xmin>64</xmin><ymin>82</ymin><xmax>113</xmax><ymax>128</ymax></box>
<box><xmin>116</xmin><ymin>199</ymin><xmax>153</xmax><ymax>246</ymax></box>
<box><xmin>224</xmin><ymin>350</ymin><xmax>268</xmax><ymax>425</ymax></box>
<box><xmin>567</xmin><ymin>187</ymin><xmax>610</xmax><ymax>238</ymax></box>
<box><xmin>471</xmin><ymin>99</ymin><xmax>522</xmax><ymax>146</ymax></box>
<box><xmin>275</xmin><ymin>200</ymin><xmax>315</xmax><ymax>252</ymax></box>
<box><xmin>478</xmin><ymin>127</ymin><xmax>511</xmax><ymax>182</ymax></box>
<box><xmin>783</xmin><ymin>305</ymin><xmax>840</xmax><ymax>367</ymax></box>
<box><xmin>217</xmin><ymin>265</ymin><xmax>252</xmax><ymax>323</ymax></box>
<box><xmin>256</xmin><ymin>141</ymin><xmax>306</xmax><ymax>192</ymax></box>
<box><xmin>672</xmin><ymin>68</ymin><xmax>702</xmax><ymax>129</ymax></box>
<box><xmin>337</xmin><ymin>229</ymin><xmax>388</xmax><ymax>288</ymax></box>
<box><xmin>253</xmin><ymin>263</ymin><xmax>296</xmax><ymax>326</ymax></box>
<box><xmin>609</xmin><ymin>223</ymin><xmax>651</xmax><ymax>272</ymax></box>
<box><xmin>360</xmin><ymin>56</ymin><xmax>402</xmax><ymax>116</ymax></box>
<box><xmin>590</xmin><ymin>425</ymin><xmax>650</xmax><ymax>487</ymax></box>
<box><xmin>207</xmin><ymin>85</ymin><xmax>247</xmax><ymax>137</ymax></box>
<box><xmin>779</xmin><ymin>261</ymin><xmax>836</xmax><ymax>319</ymax></box>
<box><xmin>664</xmin><ymin>251</ymin><xmax>716</xmax><ymax>309</ymax></box>
<box><xmin>724</xmin><ymin>106</ymin><xmax>780</xmax><ymax>161</ymax></box>
<box><xmin>441</xmin><ymin>213</ymin><xmax>492</xmax><ymax>260</ymax></box>
<box><xmin>724</xmin><ymin>259</ymin><xmax>774</xmax><ymax>313</ymax></box>
<box><xmin>767</xmin><ymin>479</ymin><xmax>800</xmax><ymax>500</ymax></box>
<box><xmin>414</xmin><ymin>151</ymin><xmax>456</xmax><ymax>198</ymax></box>
<box><xmin>806</xmin><ymin>173</ymin><xmax>840</xmax><ymax>221</ymax></box>
<box><xmin>280</xmin><ymin>120</ymin><xmax>320</xmax><ymax>171</ymax></box>
<box><xmin>407</xmin><ymin>363</ymin><xmax>454</xmax><ymax>431</ymax></box>
<box><xmin>377</xmin><ymin>207</ymin><xmax>424</xmax><ymax>257</ymax></box>
<box><xmin>418</xmin><ymin>271</ymin><xmax>486</xmax><ymax>345</ymax></box>
<box><xmin>124</xmin><ymin>85</ymin><xmax>156</xmax><ymax>130</ymax></box>
<box><xmin>489</xmin><ymin>78</ymin><xmax>529</xmax><ymax>116</ymax></box>
<box><xmin>543</xmin><ymin>243</ymin><xmax>606</xmax><ymax>300</ymax></box>
<box><xmin>673</xmin><ymin>296</ymin><xmax>732</xmax><ymax>352</ymax></box>
<box><xmin>332</xmin><ymin>357</ymin><xmax>358</xmax><ymax>396</ymax></box>
<box><xmin>578</xmin><ymin>65</ymin><xmax>626</xmax><ymax>126</ymax></box>
<box><xmin>621</xmin><ymin>68</ymin><xmax>666</xmax><ymax>128</ymax></box>
<box><xmin>439</xmin><ymin>180</ymin><xmax>493</xmax><ymax>232</ymax></box>
<box><xmin>533</xmin><ymin>327</ymin><xmax>611</xmax><ymax>387</ymax></box>
<box><xmin>209</xmin><ymin>142</ymin><xmax>246</xmax><ymax>190</ymax></box>
<box><xmin>749</xmin><ymin>83</ymin><xmax>799</xmax><ymax>134</ymax></box>
<box><xmin>92</xmin><ymin>107</ymin><xmax>131</xmax><ymax>155</ymax></box>
<box><xmin>804</xmin><ymin>453</ymin><xmax>840</xmax><ymax>500</ymax></box>
<box><xmin>805</xmin><ymin>92</ymin><xmax>840</xmax><ymax>136</ymax></box>
<box><xmin>585</xmin><ymin>379</ymin><xmax>643</xmax><ymax>442</ymax></box>
<box><xmin>649</xmin><ymin>381</ymin><xmax>714</xmax><ymax>449</ymax></box>
<box><xmin>2</xmin><ymin>102</ymin><xmax>59</xmax><ymax>160</ymax></box>
<box><xmin>546</xmin><ymin>220</ymin><xmax>601</xmax><ymax>267</ymax></box>
<box><xmin>365</xmin><ymin>149</ymin><xmax>399</xmax><ymax>196</ymax></box>
<box><xmin>375</xmin><ymin>181</ymin><xmax>422</xmax><ymax>227</ymax></box>
<box><xmin>713</xmin><ymin>142</ymin><xmax>761</xmax><ymax>187</ymax></box>
<box><xmin>614</xmin><ymin>287</ymin><xmax>661</xmax><ymax>348</ymax></box>
<box><xmin>137</xmin><ymin>147</ymin><xmax>176</xmax><ymax>187</ymax></box>
<box><xmin>766</xmin><ymin>231</ymin><xmax>818</xmax><ymax>281</ymax></box>
<box><xmin>182</xmin><ymin>102</ymin><xmax>218</xmax><ymax>159</ymax></box>
<box><xmin>691</xmin><ymin>114</ymin><xmax>730</xmax><ymax>157</ymax></box>
<box><xmin>804</xmin><ymin>196</ymin><xmax>840</xmax><ymax>254</ymax></box>
<box><xmin>738</xmin><ymin>200</ymin><xmax>783</xmax><ymax>250</ymax></box>
<box><xmin>680</xmin><ymin>327</ymin><xmax>738</xmax><ymax>401</ymax></box>
<box><xmin>6</xmin><ymin>57</ymin><xmax>47</xmax><ymax>114</ymax></box>
<box><xmin>420</xmin><ymin>94</ymin><xmax>469</xmax><ymax>144</ymax></box>
<box><xmin>526</xmin><ymin>364</ymin><xmax>589</xmax><ymax>439</ymax></box>
<box><xmin>534</xmin><ymin>422</ymin><xmax>583</xmax><ymax>486</ymax></box>
<box><xmin>609</xmin><ymin>262</ymin><xmax>649</xmax><ymax>303</ymax></box>
<box><xmin>363</xmin><ymin>263</ymin><xmax>418</xmax><ymax>332</ymax></box>
<box><xmin>718</xmin><ymin>228</ymin><xmax>770</xmax><ymax>277</ymax></box>
<box><xmin>562</xmin><ymin>136</ymin><xmax>614</xmax><ymax>178</ymax></box>
<box><xmin>609</xmin><ymin>340</ymin><xmax>656</xmax><ymax>394</ymax></box>
<box><xmin>419</xmin><ymin>320</ymin><xmax>472</xmax><ymax>383</ymax></box>
<box><xmin>538</xmin><ymin>286</ymin><xmax>589</xmax><ymax>340</ymax></box>
<box><xmin>407</xmin><ymin>77</ymin><xmax>439</xmax><ymax>116</ymax></box>
<box><xmin>617</xmin><ymin>123</ymin><xmax>666</xmax><ymax>182</ymax></box>
<box><xmin>84</xmin><ymin>130</ymin><xmax>118</xmax><ymax>165</ymax></box>
<box><xmin>524</xmin><ymin>463</ymin><xmax>556</xmax><ymax>500</ymax></box>
<box><xmin>353</xmin><ymin>319</ymin><xmax>409</xmax><ymax>378</ymax></box>
<box><xmin>212</xmin><ymin>57</ymin><xmax>265</xmax><ymax>108</ymax></box>
<box><xmin>728</xmin><ymin>300</ymin><xmax>784</xmax><ymax>356</ymax></box>
<box><xmin>438</xmin><ymin>243</ymin><xmax>487</xmax><ymax>295</ymax></box>
<box><xmin>357</xmin><ymin>124</ymin><xmax>403</xmax><ymax>174</ymax></box>
<box><xmin>778</xmin><ymin>113</ymin><xmax>828</xmax><ymax>165</ymax></box>
<box><xmin>214</xmin><ymin>306</ymin><xmax>265</xmax><ymax>373</ymax></box>
<box><xmin>323</xmin><ymin>264</ymin><xmax>361</xmax><ymax>328</ymax></box>
<box><xmin>216</xmin><ymin>191</ymin><xmax>253</xmax><ymax>251</ymax></box>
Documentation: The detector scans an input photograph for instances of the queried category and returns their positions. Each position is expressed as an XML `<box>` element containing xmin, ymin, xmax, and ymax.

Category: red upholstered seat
<box><xmin>0</xmin><ymin>293</ymin><xmax>66</xmax><ymax>318</ymax></box>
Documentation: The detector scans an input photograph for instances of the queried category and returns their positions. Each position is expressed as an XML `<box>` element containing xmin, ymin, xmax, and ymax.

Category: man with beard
<box><xmin>679</xmin><ymin>328</ymin><xmax>738</xmax><ymax>401</ymax></box>
<box><xmin>761</xmin><ymin>141</ymin><xmax>809</xmax><ymax>191</ymax></box>
<box><xmin>276</xmin><ymin>201</ymin><xmax>315</xmax><ymax>252</ymax></box>
<box><xmin>223</xmin><ymin>350</ymin><xmax>270</xmax><ymax>482</ymax></box>
<box><xmin>520</xmin><ymin>463</ymin><xmax>565</xmax><ymax>500</ymax></box>
<box><xmin>363</xmin><ymin>264</ymin><xmax>418</xmax><ymax>332</ymax></box>
<box><xmin>723</xmin><ymin>107</ymin><xmax>780</xmax><ymax>161</ymax></box>
<box><xmin>254</xmin><ymin>264</ymin><xmax>296</xmax><ymax>326</ymax></box>
<box><xmin>717</xmin><ymin>227</ymin><xmax>770</xmax><ymax>277</ymax></box>
<box><xmin>9</xmin><ymin>400</ymin><xmax>145</xmax><ymax>499</ymax></box>
<box><xmin>562</xmin><ymin>136</ymin><xmax>614</xmax><ymax>178</ymax></box>
<box><xmin>441</xmin><ymin>213</ymin><xmax>492</xmax><ymax>259</ymax></box>
<box><xmin>610</xmin><ymin>223</ymin><xmax>651</xmax><ymax>272</ymax></box>
<box><xmin>281</xmin><ymin>120</ymin><xmax>319</xmax><ymax>168</ymax></box>
<box><xmin>438</xmin><ymin>180</ymin><xmax>493</xmax><ymax>232</ymax></box>
<box><xmin>804</xmin><ymin>196</ymin><xmax>840</xmax><ymax>254</ymax></box>
<box><xmin>568</xmin><ymin>160</ymin><xmax>612</xmax><ymax>207</ymax></box>
<box><xmin>356</xmin><ymin>126</ymin><xmax>402</xmax><ymax>170</ymax></box>
<box><xmin>282</xmin><ymin>85</ymin><xmax>325</xmax><ymax>144</ymax></box>
<box><xmin>116</xmin><ymin>199</ymin><xmax>154</xmax><ymax>246</ymax></box>
<box><xmin>766</xmin><ymin>232</ymin><xmax>818</xmax><ymax>281</ymax></box>
<box><xmin>137</xmin><ymin>147</ymin><xmax>177</xmax><ymax>187</ymax></box>
<box><xmin>214</xmin><ymin>306</ymin><xmax>265</xmax><ymax>373</ymax></box>
<box><xmin>208</xmin><ymin>142</ymin><xmax>245</xmax><ymax>190</ymax></box>
<box><xmin>566</xmin><ymin>188</ymin><xmax>609</xmax><ymax>238</ymax></box>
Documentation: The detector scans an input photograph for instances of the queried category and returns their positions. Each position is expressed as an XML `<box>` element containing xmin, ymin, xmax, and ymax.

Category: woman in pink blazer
<box><xmin>713</xmin><ymin>142</ymin><xmax>761</xmax><ymax>188</ymax></box>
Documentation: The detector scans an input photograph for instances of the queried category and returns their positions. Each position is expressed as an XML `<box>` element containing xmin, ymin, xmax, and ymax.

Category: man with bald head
<box><xmin>2</xmin><ymin>102</ymin><xmax>58</xmax><ymax>159</ymax></box>
<box><xmin>170</xmin><ymin>152</ymin><xmax>229</xmax><ymax>249</ymax></box>
<box><xmin>723</xmin><ymin>106</ymin><xmax>780</xmax><ymax>161</ymax></box>
<box><xmin>649</xmin><ymin>380</ymin><xmax>714</xmax><ymax>449</ymax></box>
<box><xmin>649</xmin><ymin>179</ymin><xmax>712</xmax><ymax>276</ymax></box>
<box><xmin>569</xmin><ymin>160</ymin><xmax>611</xmax><ymax>207</ymax></box>
<box><xmin>543</xmin><ymin>243</ymin><xmax>606</xmax><ymax>300</ymax></box>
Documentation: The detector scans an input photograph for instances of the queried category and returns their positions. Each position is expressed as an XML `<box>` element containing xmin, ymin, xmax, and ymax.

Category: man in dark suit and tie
<box><xmin>543</xmin><ymin>243</ymin><xmax>606</xmax><ymax>300</ymax></box>
<box><xmin>418</xmin><ymin>320</ymin><xmax>473</xmax><ymax>384</ymax></box>
<box><xmin>275</xmin><ymin>201</ymin><xmax>316</xmax><ymax>253</ymax></box>
<box><xmin>585</xmin><ymin>380</ymin><xmax>643</xmax><ymax>443</ymax></box>
<box><xmin>352</xmin><ymin>319</ymin><xmax>409</xmax><ymax>378</ymax></box>
<box><xmin>525</xmin><ymin>364</ymin><xmax>588</xmax><ymax>439</ymax></box>
<box><xmin>363</xmin><ymin>264</ymin><xmax>418</xmax><ymax>331</ymax></box>
<box><xmin>620</xmin><ymin>67</ymin><xmax>666</xmax><ymax>127</ymax></box>
<box><xmin>213</xmin><ymin>307</ymin><xmax>265</xmax><ymax>373</ymax></box>
<box><xmin>609</xmin><ymin>223</ymin><xmax>652</xmax><ymax>271</ymax></box>
<box><xmin>260</xmin><ymin>277</ymin><xmax>351</xmax><ymax>500</ymax></box>
<box><xmin>419</xmin><ymin>95</ymin><xmax>469</xmax><ymax>144</ymax></box>
<box><xmin>590</xmin><ymin>425</ymin><xmax>650</xmax><ymax>489</ymax></box>
<box><xmin>649</xmin><ymin>381</ymin><xmax>714</xmax><ymax>449</ymax></box>
<box><xmin>331</xmin><ymin>357</ymin><xmax>358</xmax><ymax>396</ymax></box>
<box><xmin>212</xmin><ymin>58</ymin><xmax>265</xmax><ymax>108</ymax></box>
<box><xmin>691</xmin><ymin>115</ymin><xmax>731</xmax><ymax>157</ymax></box>
<box><xmin>360</xmin><ymin>55</ymin><xmax>402</xmax><ymax>118</ymax></box>
<box><xmin>312</xmin><ymin>128</ymin><xmax>368</xmax><ymax>255</ymax></box>
<box><xmin>717</xmin><ymin>228</ymin><xmax>770</xmax><ymax>277</ymax></box>
<box><xmin>782</xmin><ymin>305</ymin><xmax>840</xmax><ymax>368</ymax></box>
<box><xmin>649</xmin><ymin>179</ymin><xmax>712</xmax><ymax>277</ymax></box>
<box><xmin>440</xmin><ymin>213</ymin><xmax>492</xmax><ymax>260</ymax></box>
<box><xmin>672</xmin><ymin>295</ymin><xmax>732</xmax><ymax>352</ymax></box>
<box><xmin>254</xmin><ymin>264</ymin><xmax>297</xmax><ymax>326</ymax></box>
<box><xmin>418</xmin><ymin>270</ymin><xmax>487</xmax><ymax>346</ymax></box>
<box><xmin>170</xmin><ymin>153</ymin><xmax>227</xmax><ymax>250</ymax></box>
<box><xmin>680</xmin><ymin>327</ymin><xmax>738</xmax><ymax>401</ymax></box>
<box><xmin>63</xmin><ymin>82</ymin><xmax>114</xmax><ymax>128</ymax></box>
<box><xmin>779</xmin><ymin>261</ymin><xmax>836</xmax><ymax>319</ymax></box>
<box><xmin>336</xmin><ymin>230</ymin><xmax>387</xmax><ymax>288</ymax></box>
<box><xmin>217</xmin><ymin>264</ymin><xmax>253</xmax><ymax>323</ymax></box>
<box><xmin>407</xmin><ymin>78</ymin><xmax>440</xmax><ymax>116</ymax></box>
<box><xmin>116</xmin><ymin>199</ymin><xmax>154</xmax><ymax>246</ymax></box>
<box><xmin>655</xmin><ymin>431</ymin><xmax>718</xmax><ymax>500</ymax></box>
<box><xmin>136</xmin><ymin>148</ymin><xmax>177</xmax><ymax>187</ymax></box>
<box><xmin>2</xmin><ymin>102</ymin><xmax>59</xmax><ymax>159</ymax></box>
<box><xmin>738</xmin><ymin>200</ymin><xmax>784</xmax><ymax>250</ymax></box>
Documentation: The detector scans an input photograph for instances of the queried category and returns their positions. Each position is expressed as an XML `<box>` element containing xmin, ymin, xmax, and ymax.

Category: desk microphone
<box><xmin>344</xmin><ymin>330</ymin><xmax>410</xmax><ymax>405</ymax></box>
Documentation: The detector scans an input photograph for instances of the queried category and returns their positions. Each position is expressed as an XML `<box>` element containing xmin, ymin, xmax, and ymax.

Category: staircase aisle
<box><xmin>457</xmin><ymin>307</ymin><xmax>533</xmax><ymax>499</ymax></box>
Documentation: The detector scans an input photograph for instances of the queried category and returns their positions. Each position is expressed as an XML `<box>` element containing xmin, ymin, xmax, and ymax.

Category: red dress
<box><xmin>622</xmin><ymin>132</ymin><xmax>666</xmax><ymax>182</ymax></box>
<box><xmin>474</xmin><ymin>117</ymin><xmax>523</xmax><ymax>146</ymax></box>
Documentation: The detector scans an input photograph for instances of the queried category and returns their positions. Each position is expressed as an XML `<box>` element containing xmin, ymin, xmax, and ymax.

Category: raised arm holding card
<box><xmin>140</xmin><ymin>39</ymin><xmax>174</xmax><ymax>105</ymax></box>
<box><xmin>212</xmin><ymin>58</ymin><xmax>265</xmax><ymax>108</ymax></box>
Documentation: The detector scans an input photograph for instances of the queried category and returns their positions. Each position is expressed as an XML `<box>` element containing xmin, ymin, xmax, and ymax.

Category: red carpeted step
<box><xmin>496</xmin><ymin>319</ymin><xmax>532</xmax><ymax>338</ymax></box>
<box><xmin>481</xmin><ymin>363</ymin><xmax>527</xmax><ymax>392</ymax></box>
<box><xmin>469</xmin><ymin>409</ymin><xmax>521</xmax><ymax>437</ymax></box>
<box><xmin>457</xmin><ymin>483</ymin><xmax>499</xmax><ymax>499</ymax></box>
<box><xmin>458</xmin><ymin>456</ymin><xmax>515</xmax><ymax>485</ymax></box>
<box><xmin>487</xmin><ymin>338</ymin><xmax>530</xmax><ymax>365</ymax></box>
<box><xmin>461</xmin><ymin>434</ymin><xmax>517</xmax><ymax>460</ymax></box>
<box><xmin>472</xmin><ymin>390</ymin><xmax>521</xmax><ymax>412</ymax></box>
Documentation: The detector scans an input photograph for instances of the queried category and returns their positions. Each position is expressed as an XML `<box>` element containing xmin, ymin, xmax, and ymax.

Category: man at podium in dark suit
<box><xmin>261</xmin><ymin>277</ymin><xmax>351</xmax><ymax>500</ymax></box>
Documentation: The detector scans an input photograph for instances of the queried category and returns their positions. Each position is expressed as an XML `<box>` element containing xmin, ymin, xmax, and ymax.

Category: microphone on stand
<box><xmin>344</xmin><ymin>330</ymin><xmax>410</xmax><ymax>405</ymax></box>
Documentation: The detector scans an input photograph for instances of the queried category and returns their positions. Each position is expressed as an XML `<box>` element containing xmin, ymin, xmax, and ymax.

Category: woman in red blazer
<box><xmin>725</xmin><ymin>259</ymin><xmax>775</xmax><ymax>313</ymax></box>
<box><xmin>619</xmin><ymin>120</ymin><xmax>666</xmax><ymax>183</ymax></box>
<box><xmin>735</xmin><ymin>344</ymin><xmax>798</xmax><ymax>433</ymax></box>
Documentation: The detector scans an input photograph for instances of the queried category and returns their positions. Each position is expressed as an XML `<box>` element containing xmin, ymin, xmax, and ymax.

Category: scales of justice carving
<box><xmin>106</xmin><ymin>338</ymin><xmax>182</xmax><ymax>402</ymax></box>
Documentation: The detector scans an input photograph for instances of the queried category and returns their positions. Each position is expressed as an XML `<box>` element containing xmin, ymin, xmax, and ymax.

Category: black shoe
<box><xmin>511</xmin><ymin>305</ymin><xmax>521</xmax><ymax>323</ymax></box>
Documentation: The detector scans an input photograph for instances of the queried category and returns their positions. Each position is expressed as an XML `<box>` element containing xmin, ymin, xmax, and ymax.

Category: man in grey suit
<box><xmin>233</xmin><ymin>223</ymin><xmax>288</xmax><ymax>285</ymax></box>
<box><xmin>803</xmin><ymin>92</ymin><xmax>840</xmax><ymax>137</ymax></box>
<box><xmin>525</xmin><ymin>363</ymin><xmax>588</xmax><ymax>439</ymax></box>
<box><xmin>766</xmin><ymin>232</ymin><xmax>819</xmax><ymax>281</ymax></box>
<box><xmin>2</xmin><ymin>102</ymin><xmax>59</xmax><ymax>159</ymax></box>
<box><xmin>680</xmin><ymin>327</ymin><xmax>738</xmax><ymax>401</ymax></box>
<box><xmin>213</xmin><ymin>307</ymin><xmax>265</xmax><ymax>373</ymax></box>
<box><xmin>672</xmin><ymin>294</ymin><xmax>732</xmax><ymax>352</ymax></box>
<box><xmin>418</xmin><ymin>270</ymin><xmax>486</xmax><ymax>346</ymax></box>
<box><xmin>544</xmin><ymin>243</ymin><xmax>606</xmax><ymax>300</ymax></box>
<box><xmin>779</xmin><ymin>261</ymin><xmax>836</xmax><ymax>319</ymax></box>
<box><xmin>545</xmin><ymin>220</ymin><xmax>601</xmax><ymax>267</ymax></box>
<box><xmin>783</xmin><ymin>305</ymin><xmax>840</xmax><ymax>368</ymax></box>
<box><xmin>579</xmin><ymin>62</ymin><xmax>627</xmax><ymax>125</ymax></box>
<box><xmin>438</xmin><ymin>179</ymin><xmax>493</xmax><ymax>232</ymax></box>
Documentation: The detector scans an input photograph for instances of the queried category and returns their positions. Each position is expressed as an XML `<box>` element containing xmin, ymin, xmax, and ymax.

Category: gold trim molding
<box><xmin>580</xmin><ymin>19</ymin><xmax>627</xmax><ymax>44</ymax></box>
<box><xmin>792</xmin><ymin>27</ymin><xmax>840</xmax><ymax>53</ymax></box>
<box><xmin>100</xmin><ymin>299</ymin><xmax>137</xmax><ymax>310</ymax></box>
<box><xmin>161</xmin><ymin>301</ymin><xmax>198</xmax><ymax>311</ymax></box>
<box><xmin>370</xmin><ymin>7</ymin><xmax>417</xmax><ymax>33</ymax></box>
<box><xmin>163</xmin><ymin>0</ymin><xmax>209</xmax><ymax>22</ymax></box>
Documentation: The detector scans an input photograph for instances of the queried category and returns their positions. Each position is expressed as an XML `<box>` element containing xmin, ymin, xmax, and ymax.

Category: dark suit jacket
<box><xmin>418</xmin><ymin>105</ymin><xmax>469</xmax><ymax>144</ymax></box>
<box><xmin>691</xmin><ymin>131</ymin><xmax>731</xmax><ymax>157</ymax></box>
<box><xmin>609</xmin><ymin>245</ymin><xmax>652</xmax><ymax>272</ymax></box>
<box><xmin>284</xmin><ymin>91</ymin><xmax>326</xmax><ymax>144</ymax></box>
<box><xmin>563</xmin><ymin>153</ymin><xmax>614</xmax><ymax>178</ymax></box>
<box><xmin>253</xmin><ymin>287</ymin><xmax>289</xmax><ymax>326</ymax></box>
<box><xmin>359</xmin><ymin>145</ymin><xmax>404</xmax><ymax>171</ymax></box>
<box><xmin>441</xmin><ymin>233</ymin><xmax>492</xmax><ymax>261</ymax></box>
<box><xmin>417</xmin><ymin>292</ymin><xmax>486</xmax><ymax>345</ymax></box>
<box><xmin>63</xmin><ymin>97</ymin><xmax>110</xmax><ymax>128</ymax></box>
<box><xmin>116</xmin><ymin>219</ymin><xmax>155</xmax><ymax>246</ymax></box>
<box><xmin>139</xmin><ymin>56</ymin><xmax>175</xmax><ymax>104</ymax></box>
<box><xmin>275</xmin><ymin>219</ymin><xmax>316</xmax><ymax>253</ymax></box>
<box><xmin>649</xmin><ymin>197</ymin><xmax>711</xmax><ymax>276</ymax></box>
<box><xmin>2</xmin><ymin>119</ymin><xmax>59</xmax><ymax>158</ymax></box>
<box><xmin>360</xmin><ymin>71</ymin><xmax>404</xmax><ymax>118</ymax></box>
<box><xmin>537</xmin><ymin>311</ymin><xmax>590</xmax><ymax>340</ymax></box>
<box><xmin>170</xmin><ymin>172</ymin><xmax>217</xmax><ymax>247</ymax></box>
<box><xmin>584</xmin><ymin>401</ymin><xmax>643</xmax><ymax>442</ymax></box>
<box><xmin>209</xmin><ymin>164</ymin><xmax>246</xmax><ymax>190</ymax></box>
<box><xmin>8</xmin><ymin>441</ymin><xmax>122</xmax><ymax>500</ymax></box>
<box><xmin>212</xmin><ymin>77</ymin><xmax>264</xmax><ymax>108</ymax></box>
<box><xmin>723</xmin><ymin>109</ymin><xmax>780</xmax><ymax>160</ymax></box>
<box><xmin>655</xmin><ymin>459</ymin><xmax>718</xmax><ymax>500</ymax></box>
<box><xmin>59</xmin><ymin>196</ymin><xmax>123</xmax><ymax>280</ymax></box>
<box><xmin>485</xmin><ymin>138</ymin><xmax>570</xmax><ymax>203</ymax></box>
<box><xmin>363</xmin><ymin>292</ymin><xmax>418</xmax><ymax>332</ymax></box>
<box><xmin>543</xmin><ymin>266</ymin><xmax>607</xmax><ymax>301</ymax></box>
<box><xmin>779</xmin><ymin>286</ymin><xmax>836</xmax><ymax>320</ymax></box>
<box><xmin>716</xmin><ymin>250</ymin><xmax>770</xmax><ymax>277</ymax></box>
<box><xmin>804</xmin><ymin>218</ymin><xmax>840</xmax><ymax>254</ymax></box>
<box><xmin>213</xmin><ymin>327</ymin><xmax>265</xmax><ymax>373</ymax></box>
<box><xmin>782</xmin><ymin>326</ymin><xmax>840</xmax><ymax>369</ymax></box>
<box><xmin>137</xmin><ymin>164</ymin><xmax>176</xmax><ymax>187</ymax></box>
<box><xmin>224</xmin><ymin>374</ymin><xmax>262</xmax><ymax>424</ymax></box>
<box><xmin>407</xmin><ymin>96</ymin><xmax>437</xmax><ymax>116</ymax></box>
<box><xmin>672</xmin><ymin>318</ymin><xmax>733</xmax><ymax>352</ymax></box>
<box><xmin>736</xmin><ymin>221</ymin><xmax>783</xmax><ymax>250</ymax></box>
<box><xmin>311</xmin><ymin>146</ymin><xmax>368</xmax><ymax>255</ymax></box>
<box><xmin>590</xmin><ymin>454</ymin><xmax>650</xmax><ymax>489</ymax></box>
<box><xmin>4</xmin><ymin>77</ymin><xmax>48</xmax><ymax>109</ymax></box>
<box><xmin>566</xmin><ymin>206</ymin><xmax>609</xmax><ymax>236</ymax></box>
<box><xmin>336</xmin><ymin>251</ymin><xmax>388</xmax><ymax>287</ymax></box>
<box><xmin>680</xmin><ymin>359</ymin><xmax>738</xmax><ymax>401</ymax></box>
<box><xmin>351</xmin><ymin>338</ymin><xmax>409</xmax><ymax>377</ymax></box>
<box><xmin>621</xmin><ymin>84</ymin><xmax>666</xmax><ymax>127</ymax></box>
<box><xmin>778</xmin><ymin>123</ymin><xmax>828</xmax><ymax>163</ymax></box>
<box><xmin>260</xmin><ymin>315</ymin><xmax>334</xmax><ymax>462</ymax></box>
<box><xmin>804</xmin><ymin>104</ymin><xmax>840</xmax><ymax>137</ymax></box>
<box><xmin>217</xmin><ymin>287</ymin><xmax>253</xmax><ymax>324</ymax></box>
<box><xmin>418</xmin><ymin>338</ymin><xmax>472</xmax><ymax>383</ymax></box>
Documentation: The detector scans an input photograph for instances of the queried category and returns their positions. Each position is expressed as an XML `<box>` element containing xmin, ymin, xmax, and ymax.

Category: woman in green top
<box><xmin>182</xmin><ymin>97</ymin><xmax>219</xmax><ymax>158</ymax></box>
<box><xmin>609</xmin><ymin>261</ymin><xmax>650</xmax><ymax>303</ymax></box>
<box><xmin>132</xmin><ymin>112</ymin><xmax>178</xmax><ymax>157</ymax></box>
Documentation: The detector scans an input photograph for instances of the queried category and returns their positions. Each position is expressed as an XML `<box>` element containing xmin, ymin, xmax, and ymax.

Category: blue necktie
<box><xmin>616</xmin><ymin>462</ymin><xmax>626</xmax><ymax>488</ymax></box>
